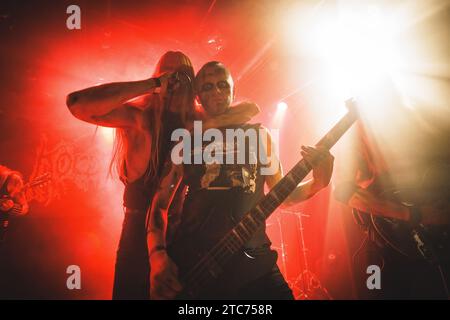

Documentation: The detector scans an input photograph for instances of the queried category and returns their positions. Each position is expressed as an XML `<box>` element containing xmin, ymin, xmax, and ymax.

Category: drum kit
<box><xmin>266</xmin><ymin>209</ymin><xmax>332</xmax><ymax>300</ymax></box>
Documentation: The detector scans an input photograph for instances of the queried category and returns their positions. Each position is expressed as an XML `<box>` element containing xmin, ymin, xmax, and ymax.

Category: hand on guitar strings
<box><xmin>300</xmin><ymin>145</ymin><xmax>334</xmax><ymax>190</ymax></box>
<box><xmin>0</xmin><ymin>170</ymin><xmax>29</xmax><ymax>215</ymax></box>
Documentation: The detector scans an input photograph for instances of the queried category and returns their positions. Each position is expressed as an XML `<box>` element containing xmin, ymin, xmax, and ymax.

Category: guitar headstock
<box><xmin>345</xmin><ymin>97</ymin><xmax>358</xmax><ymax>113</ymax></box>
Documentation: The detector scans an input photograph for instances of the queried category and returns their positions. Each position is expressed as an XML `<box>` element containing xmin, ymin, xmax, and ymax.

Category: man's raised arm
<box><xmin>66</xmin><ymin>73</ymin><xmax>170</xmax><ymax>127</ymax></box>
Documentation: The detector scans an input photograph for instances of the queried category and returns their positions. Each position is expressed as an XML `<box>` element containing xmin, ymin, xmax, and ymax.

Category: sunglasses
<box><xmin>200</xmin><ymin>80</ymin><xmax>231</xmax><ymax>92</ymax></box>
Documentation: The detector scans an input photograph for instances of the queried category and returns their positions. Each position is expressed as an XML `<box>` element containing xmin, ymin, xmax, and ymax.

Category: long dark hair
<box><xmin>110</xmin><ymin>51</ymin><xmax>195</xmax><ymax>183</ymax></box>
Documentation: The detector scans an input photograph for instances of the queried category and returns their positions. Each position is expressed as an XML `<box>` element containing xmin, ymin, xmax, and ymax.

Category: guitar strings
<box><xmin>182</xmin><ymin>191</ymin><xmax>291</xmax><ymax>294</ymax></box>
<box><xmin>182</xmin><ymin>162</ymin><xmax>311</xmax><ymax>293</ymax></box>
<box><xmin>179</xmin><ymin>120</ymin><xmax>349</xmax><ymax>293</ymax></box>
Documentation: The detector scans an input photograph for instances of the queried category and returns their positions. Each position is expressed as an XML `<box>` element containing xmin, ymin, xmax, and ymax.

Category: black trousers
<box><xmin>112</xmin><ymin>209</ymin><xmax>150</xmax><ymax>300</ymax></box>
<box><xmin>112</xmin><ymin>209</ymin><xmax>293</xmax><ymax>300</ymax></box>
<box><xmin>235</xmin><ymin>263</ymin><xmax>294</xmax><ymax>300</ymax></box>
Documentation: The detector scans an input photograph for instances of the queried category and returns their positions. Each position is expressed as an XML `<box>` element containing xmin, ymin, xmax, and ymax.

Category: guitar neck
<box><xmin>1</xmin><ymin>173</ymin><xmax>50</xmax><ymax>215</ymax></box>
<box><xmin>209</xmin><ymin>106</ymin><xmax>358</xmax><ymax>261</ymax></box>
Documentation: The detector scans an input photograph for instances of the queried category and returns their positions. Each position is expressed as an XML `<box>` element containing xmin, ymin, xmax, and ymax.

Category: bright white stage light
<box><xmin>99</xmin><ymin>127</ymin><xmax>114</xmax><ymax>145</ymax></box>
<box><xmin>271</xmin><ymin>101</ymin><xmax>288</xmax><ymax>128</ymax></box>
<box><xmin>277</xmin><ymin>101</ymin><xmax>288</xmax><ymax>112</ymax></box>
<box><xmin>284</xmin><ymin>4</ymin><xmax>407</xmax><ymax>101</ymax></box>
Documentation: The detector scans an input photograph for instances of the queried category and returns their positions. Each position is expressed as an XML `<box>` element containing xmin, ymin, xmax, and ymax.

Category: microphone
<box><xmin>167</xmin><ymin>71</ymin><xmax>193</xmax><ymax>93</ymax></box>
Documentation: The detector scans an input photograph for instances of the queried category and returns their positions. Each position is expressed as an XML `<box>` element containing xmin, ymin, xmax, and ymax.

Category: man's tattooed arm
<box><xmin>146</xmin><ymin>159</ymin><xmax>183</xmax><ymax>258</ymax></box>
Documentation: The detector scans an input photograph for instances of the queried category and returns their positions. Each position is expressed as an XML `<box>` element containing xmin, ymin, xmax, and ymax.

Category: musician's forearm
<box><xmin>282</xmin><ymin>179</ymin><xmax>321</xmax><ymax>207</ymax></box>
<box><xmin>348</xmin><ymin>191</ymin><xmax>410</xmax><ymax>221</ymax></box>
<box><xmin>146</xmin><ymin>207</ymin><xmax>168</xmax><ymax>255</ymax></box>
<box><xmin>203</xmin><ymin>102</ymin><xmax>260</xmax><ymax>129</ymax></box>
<box><xmin>147</xmin><ymin>231</ymin><xmax>166</xmax><ymax>252</ymax></box>
<box><xmin>66</xmin><ymin>78</ymin><xmax>158</xmax><ymax>120</ymax></box>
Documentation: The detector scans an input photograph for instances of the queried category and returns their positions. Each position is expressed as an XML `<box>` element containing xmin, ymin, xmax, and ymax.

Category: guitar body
<box><xmin>0</xmin><ymin>173</ymin><xmax>51</xmax><ymax>242</ymax></box>
<box><xmin>370</xmin><ymin>215</ymin><xmax>420</xmax><ymax>257</ymax></box>
<box><xmin>371</xmin><ymin>214</ymin><xmax>450</xmax><ymax>261</ymax></box>
<box><xmin>355</xmin><ymin>163</ymin><xmax>450</xmax><ymax>260</ymax></box>
<box><xmin>168</xmin><ymin>211</ymin><xmax>277</xmax><ymax>299</ymax></box>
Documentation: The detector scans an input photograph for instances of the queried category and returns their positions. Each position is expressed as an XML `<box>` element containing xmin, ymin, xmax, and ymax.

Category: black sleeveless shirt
<box><xmin>175</xmin><ymin>123</ymin><xmax>272</xmax><ymax>249</ymax></box>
